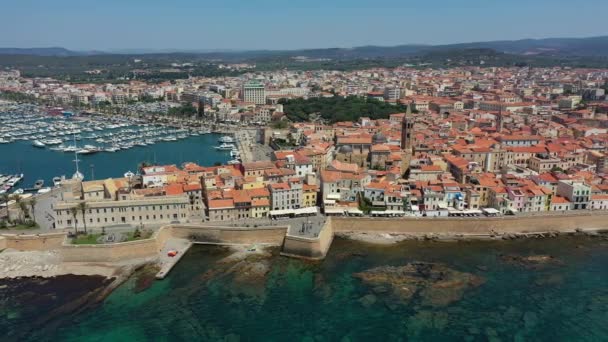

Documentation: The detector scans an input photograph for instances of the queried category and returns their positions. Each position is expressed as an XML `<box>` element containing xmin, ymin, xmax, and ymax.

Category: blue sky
<box><xmin>2</xmin><ymin>0</ymin><xmax>607</xmax><ymax>51</ymax></box>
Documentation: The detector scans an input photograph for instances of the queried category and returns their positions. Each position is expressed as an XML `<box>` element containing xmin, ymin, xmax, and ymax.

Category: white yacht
<box><xmin>215</xmin><ymin>143</ymin><xmax>236</xmax><ymax>150</ymax></box>
<box><xmin>218</xmin><ymin>136</ymin><xmax>235</xmax><ymax>143</ymax></box>
<box><xmin>32</xmin><ymin>140</ymin><xmax>46</xmax><ymax>148</ymax></box>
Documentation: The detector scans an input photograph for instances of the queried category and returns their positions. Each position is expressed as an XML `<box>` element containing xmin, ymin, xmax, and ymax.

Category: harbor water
<box><xmin>0</xmin><ymin>134</ymin><xmax>231</xmax><ymax>189</ymax></box>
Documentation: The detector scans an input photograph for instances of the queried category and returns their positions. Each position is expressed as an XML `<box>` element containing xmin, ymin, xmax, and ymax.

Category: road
<box><xmin>235</xmin><ymin>129</ymin><xmax>272</xmax><ymax>162</ymax></box>
<box><xmin>33</xmin><ymin>188</ymin><xmax>61</xmax><ymax>230</ymax></box>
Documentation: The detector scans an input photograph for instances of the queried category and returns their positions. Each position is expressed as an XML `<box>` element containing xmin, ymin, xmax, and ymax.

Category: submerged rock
<box><xmin>133</xmin><ymin>264</ymin><xmax>160</xmax><ymax>294</ymax></box>
<box><xmin>500</xmin><ymin>254</ymin><xmax>561</xmax><ymax>268</ymax></box>
<box><xmin>523</xmin><ymin>311</ymin><xmax>539</xmax><ymax>330</ymax></box>
<box><xmin>353</xmin><ymin>262</ymin><xmax>485</xmax><ymax>307</ymax></box>
<box><xmin>358</xmin><ymin>294</ymin><xmax>377</xmax><ymax>308</ymax></box>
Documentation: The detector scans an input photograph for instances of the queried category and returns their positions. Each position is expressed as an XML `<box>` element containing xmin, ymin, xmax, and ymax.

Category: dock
<box><xmin>155</xmin><ymin>238</ymin><xmax>192</xmax><ymax>279</ymax></box>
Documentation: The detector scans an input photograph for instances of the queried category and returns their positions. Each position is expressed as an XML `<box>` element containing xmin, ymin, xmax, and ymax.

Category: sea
<box><xmin>2</xmin><ymin>236</ymin><xmax>607</xmax><ymax>341</ymax></box>
<box><xmin>0</xmin><ymin>133</ymin><xmax>231</xmax><ymax>189</ymax></box>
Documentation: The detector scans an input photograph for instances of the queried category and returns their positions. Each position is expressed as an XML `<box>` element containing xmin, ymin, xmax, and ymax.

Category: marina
<box><xmin>0</xmin><ymin>107</ymin><xmax>233</xmax><ymax>190</ymax></box>
<box><xmin>1</xmin><ymin>109</ymin><xmax>213</xmax><ymax>155</ymax></box>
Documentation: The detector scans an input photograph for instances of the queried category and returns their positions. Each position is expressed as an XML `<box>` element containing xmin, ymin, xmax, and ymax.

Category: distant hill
<box><xmin>430</xmin><ymin>36</ymin><xmax>608</xmax><ymax>57</ymax></box>
<box><xmin>175</xmin><ymin>36</ymin><xmax>608</xmax><ymax>60</ymax></box>
<box><xmin>0</xmin><ymin>47</ymin><xmax>102</xmax><ymax>56</ymax></box>
<box><xmin>1</xmin><ymin>36</ymin><xmax>608</xmax><ymax>59</ymax></box>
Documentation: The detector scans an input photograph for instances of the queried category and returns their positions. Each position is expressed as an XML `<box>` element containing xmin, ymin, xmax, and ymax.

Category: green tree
<box><xmin>69</xmin><ymin>206</ymin><xmax>79</xmax><ymax>234</ymax></box>
<box><xmin>78</xmin><ymin>202</ymin><xmax>89</xmax><ymax>234</ymax></box>
<box><xmin>28</xmin><ymin>197</ymin><xmax>37</xmax><ymax>225</ymax></box>
<box><xmin>279</xmin><ymin>96</ymin><xmax>410</xmax><ymax>123</ymax></box>
<box><xmin>0</xmin><ymin>193</ymin><xmax>9</xmax><ymax>218</ymax></box>
<box><xmin>13</xmin><ymin>195</ymin><xmax>23</xmax><ymax>223</ymax></box>
<box><xmin>18</xmin><ymin>201</ymin><xmax>29</xmax><ymax>224</ymax></box>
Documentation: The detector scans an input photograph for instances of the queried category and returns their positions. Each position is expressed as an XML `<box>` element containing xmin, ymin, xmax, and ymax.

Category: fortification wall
<box><xmin>331</xmin><ymin>212</ymin><xmax>608</xmax><ymax>235</ymax></box>
<box><xmin>1</xmin><ymin>232</ymin><xmax>67</xmax><ymax>251</ymax></box>
<box><xmin>61</xmin><ymin>239</ymin><xmax>159</xmax><ymax>262</ymax></box>
<box><xmin>0</xmin><ymin>236</ymin><xmax>6</xmax><ymax>250</ymax></box>
<box><xmin>172</xmin><ymin>225</ymin><xmax>287</xmax><ymax>245</ymax></box>
<box><xmin>282</xmin><ymin>220</ymin><xmax>334</xmax><ymax>260</ymax></box>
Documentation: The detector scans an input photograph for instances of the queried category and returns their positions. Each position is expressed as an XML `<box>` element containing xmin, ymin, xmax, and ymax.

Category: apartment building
<box><xmin>241</xmin><ymin>81</ymin><xmax>266</xmax><ymax>105</ymax></box>
<box><xmin>556</xmin><ymin>180</ymin><xmax>591</xmax><ymax>210</ymax></box>
<box><xmin>269</xmin><ymin>178</ymin><xmax>303</xmax><ymax>211</ymax></box>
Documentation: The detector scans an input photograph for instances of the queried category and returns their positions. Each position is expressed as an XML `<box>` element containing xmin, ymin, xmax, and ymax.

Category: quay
<box><xmin>155</xmin><ymin>238</ymin><xmax>192</xmax><ymax>279</ymax></box>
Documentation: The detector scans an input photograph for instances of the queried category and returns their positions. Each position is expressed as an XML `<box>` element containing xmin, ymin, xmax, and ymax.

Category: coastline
<box><xmin>336</xmin><ymin>227</ymin><xmax>608</xmax><ymax>244</ymax></box>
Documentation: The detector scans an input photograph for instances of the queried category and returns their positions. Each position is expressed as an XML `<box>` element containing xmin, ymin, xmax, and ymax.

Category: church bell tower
<box><xmin>401</xmin><ymin>104</ymin><xmax>414</xmax><ymax>151</ymax></box>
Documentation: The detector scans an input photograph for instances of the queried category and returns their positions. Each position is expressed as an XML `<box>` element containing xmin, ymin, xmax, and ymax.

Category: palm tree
<box><xmin>0</xmin><ymin>193</ymin><xmax>9</xmax><ymax>218</ymax></box>
<box><xmin>69</xmin><ymin>206</ymin><xmax>79</xmax><ymax>234</ymax></box>
<box><xmin>77</xmin><ymin>202</ymin><xmax>89</xmax><ymax>234</ymax></box>
<box><xmin>18</xmin><ymin>201</ymin><xmax>29</xmax><ymax>224</ymax></box>
<box><xmin>13</xmin><ymin>195</ymin><xmax>23</xmax><ymax>223</ymax></box>
<box><xmin>28</xmin><ymin>197</ymin><xmax>37</xmax><ymax>225</ymax></box>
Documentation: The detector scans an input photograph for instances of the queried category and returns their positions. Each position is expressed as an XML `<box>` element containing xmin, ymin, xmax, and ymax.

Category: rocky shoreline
<box><xmin>337</xmin><ymin>228</ymin><xmax>608</xmax><ymax>244</ymax></box>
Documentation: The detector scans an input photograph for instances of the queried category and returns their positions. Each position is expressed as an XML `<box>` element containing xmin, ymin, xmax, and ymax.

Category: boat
<box><xmin>32</xmin><ymin>140</ymin><xmax>46</xmax><ymax>148</ymax></box>
<box><xmin>227</xmin><ymin>159</ymin><xmax>241</xmax><ymax>165</ymax></box>
<box><xmin>52</xmin><ymin>176</ymin><xmax>63</xmax><ymax>187</ymax></box>
<box><xmin>34</xmin><ymin>179</ymin><xmax>44</xmax><ymax>189</ymax></box>
<box><xmin>42</xmin><ymin>138</ymin><xmax>63</xmax><ymax>145</ymax></box>
<box><xmin>37</xmin><ymin>187</ymin><xmax>51</xmax><ymax>194</ymax></box>
<box><xmin>77</xmin><ymin>145</ymin><xmax>100</xmax><ymax>154</ymax></box>
<box><xmin>214</xmin><ymin>143</ymin><xmax>236</xmax><ymax>150</ymax></box>
<box><xmin>62</xmin><ymin>145</ymin><xmax>79</xmax><ymax>152</ymax></box>
<box><xmin>218</xmin><ymin>136</ymin><xmax>235</xmax><ymax>143</ymax></box>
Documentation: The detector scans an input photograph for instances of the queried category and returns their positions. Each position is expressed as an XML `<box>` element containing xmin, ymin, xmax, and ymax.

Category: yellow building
<box><xmin>303</xmin><ymin>184</ymin><xmax>318</xmax><ymax>207</ymax></box>
<box><xmin>251</xmin><ymin>198</ymin><xmax>270</xmax><ymax>218</ymax></box>
<box><xmin>241</xmin><ymin>176</ymin><xmax>266</xmax><ymax>190</ymax></box>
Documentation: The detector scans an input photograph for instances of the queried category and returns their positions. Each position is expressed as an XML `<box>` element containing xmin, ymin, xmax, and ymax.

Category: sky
<box><xmin>2</xmin><ymin>0</ymin><xmax>607</xmax><ymax>51</ymax></box>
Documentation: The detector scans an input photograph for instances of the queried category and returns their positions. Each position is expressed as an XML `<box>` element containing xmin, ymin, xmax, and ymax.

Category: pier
<box><xmin>155</xmin><ymin>237</ymin><xmax>192</xmax><ymax>279</ymax></box>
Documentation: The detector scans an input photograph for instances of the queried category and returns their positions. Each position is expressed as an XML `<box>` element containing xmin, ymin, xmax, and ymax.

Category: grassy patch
<box><xmin>2</xmin><ymin>222</ymin><xmax>40</xmax><ymax>230</ymax></box>
<box><xmin>71</xmin><ymin>233</ymin><xmax>102</xmax><ymax>245</ymax></box>
<box><xmin>125</xmin><ymin>230</ymin><xmax>153</xmax><ymax>242</ymax></box>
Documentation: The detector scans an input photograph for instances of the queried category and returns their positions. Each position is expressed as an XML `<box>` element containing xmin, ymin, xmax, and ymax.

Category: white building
<box><xmin>556</xmin><ymin>180</ymin><xmax>591</xmax><ymax>210</ymax></box>
<box><xmin>242</xmin><ymin>81</ymin><xmax>266</xmax><ymax>105</ymax></box>
<box><xmin>268</xmin><ymin>179</ymin><xmax>303</xmax><ymax>211</ymax></box>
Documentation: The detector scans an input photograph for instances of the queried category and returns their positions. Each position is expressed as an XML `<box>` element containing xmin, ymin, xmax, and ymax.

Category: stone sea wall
<box><xmin>1</xmin><ymin>232</ymin><xmax>66</xmax><ymax>251</ymax></box>
<box><xmin>172</xmin><ymin>225</ymin><xmax>287</xmax><ymax>245</ymax></box>
<box><xmin>331</xmin><ymin>211</ymin><xmax>608</xmax><ymax>235</ymax></box>
<box><xmin>281</xmin><ymin>220</ymin><xmax>334</xmax><ymax>260</ymax></box>
<box><xmin>3</xmin><ymin>212</ymin><xmax>608</xmax><ymax>264</ymax></box>
<box><xmin>61</xmin><ymin>238</ymin><xmax>159</xmax><ymax>262</ymax></box>
<box><xmin>0</xmin><ymin>225</ymin><xmax>288</xmax><ymax>264</ymax></box>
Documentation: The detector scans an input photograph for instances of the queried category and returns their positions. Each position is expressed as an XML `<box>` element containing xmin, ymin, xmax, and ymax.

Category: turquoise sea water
<box><xmin>0</xmin><ymin>134</ymin><xmax>230</xmax><ymax>188</ymax></box>
<box><xmin>3</xmin><ymin>236</ymin><xmax>607</xmax><ymax>341</ymax></box>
